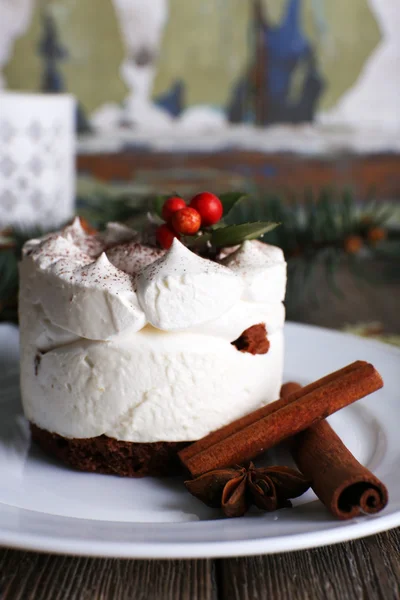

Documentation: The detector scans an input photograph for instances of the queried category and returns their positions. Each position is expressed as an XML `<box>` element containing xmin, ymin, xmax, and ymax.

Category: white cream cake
<box><xmin>19</xmin><ymin>218</ymin><xmax>286</xmax><ymax>455</ymax></box>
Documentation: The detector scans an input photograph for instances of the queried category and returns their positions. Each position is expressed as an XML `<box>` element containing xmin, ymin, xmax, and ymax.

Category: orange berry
<box><xmin>171</xmin><ymin>207</ymin><xmax>201</xmax><ymax>235</ymax></box>
<box><xmin>344</xmin><ymin>235</ymin><xmax>363</xmax><ymax>254</ymax></box>
<box><xmin>75</xmin><ymin>217</ymin><xmax>96</xmax><ymax>235</ymax></box>
<box><xmin>367</xmin><ymin>227</ymin><xmax>386</xmax><ymax>244</ymax></box>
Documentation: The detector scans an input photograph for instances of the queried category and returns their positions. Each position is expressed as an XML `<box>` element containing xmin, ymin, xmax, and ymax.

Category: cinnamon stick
<box><xmin>283</xmin><ymin>382</ymin><xmax>388</xmax><ymax>520</ymax></box>
<box><xmin>180</xmin><ymin>362</ymin><xmax>362</xmax><ymax>462</ymax></box>
<box><xmin>179</xmin><ymin>361</ymin><xmax>383</xmax><ymax>478</ymax></box>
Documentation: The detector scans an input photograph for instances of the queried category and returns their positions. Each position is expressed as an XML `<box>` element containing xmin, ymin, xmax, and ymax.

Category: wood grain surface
<box><xmin>0</xmin><ymin>553</ymin><xmax>216</xmax><ymax>600</ymax></box>
<box><xmin>77</xmin><ymin>150</ymin><xmax>400</xmax><ymax>200</ymax></box>
<box><xmin>0</xmin><ymin>253</ymin><xmax>399</xmax><ymax>600</ymax></box>
<box><xmin>0</xmin><ymin>530</ymin><xmax>399</xmax><ymax>599</ymax></box>
<box><xmin>219</xmin><ymin>530</ymin><xmax>400</xmax><ymax>600</ymax></box>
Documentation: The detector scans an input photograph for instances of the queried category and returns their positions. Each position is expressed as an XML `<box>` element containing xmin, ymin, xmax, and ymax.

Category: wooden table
<box><xmin>1</xmin><ymin>264</ymin><xmax>399</xmax><ymax>600</ymax></box>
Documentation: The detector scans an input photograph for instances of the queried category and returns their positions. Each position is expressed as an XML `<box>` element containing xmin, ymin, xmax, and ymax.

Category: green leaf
<box><xmin>223</xmin><ymin>193</ymin><xmax>279</xmax><ymax>225</ymax></box>
<box><xmin>211</xmin><ymin>222</ymin><xmax>280</xmax><ymax>247</ymax></box>
<box><xmin>219</xmin><ymin>192</ymin><xmax>247</xmax><ymax>216</ymax></box>
<box><xmin>183</xmin><ymin>232</ymin><xmax>212</xmax><ymax>252</ymax></box>
<box><xmin>152</xmin><ymin>195</ymin><xmax>169</xmax><ymax>219</ymax></box>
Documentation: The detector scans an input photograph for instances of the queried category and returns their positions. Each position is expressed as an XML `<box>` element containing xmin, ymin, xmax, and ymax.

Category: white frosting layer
<box><xmin>20</xmin><ymin>320</ymin><xmax>284</xmax><ymax>442</ymax></box>
<box><xmin>222</xmin><ymin>240</ymin><xmax>286</xmax><ymax>303</ymax></box>
<box><xmin>190</xmin><ymin>300</ymin><xmax>285</xmax><ymax>341</ymax></box>
<box><xmin>22</xmin><ymin>233</ymin><xmax>145</xmax><ymax>341</ymax></box>
<box><xmin>137</xmin><ymin>239</ymin><xmax>243</xmax><ymax>330</ymax></box>
<box><xmin>107</xmin><ymin>242</ymin><xmax>165</xmax><ymax>276</ymax></box>
<box><xmin>19</xmin><ymin>221</ymin><xmax>287</xmax><ymax>442</ymax></box>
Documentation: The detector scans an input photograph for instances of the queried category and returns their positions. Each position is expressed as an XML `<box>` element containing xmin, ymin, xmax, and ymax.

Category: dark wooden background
<box><xmin>77</xmin><ymin>150</ymin><xmax>400</xmax><ymax>200</ymax></box>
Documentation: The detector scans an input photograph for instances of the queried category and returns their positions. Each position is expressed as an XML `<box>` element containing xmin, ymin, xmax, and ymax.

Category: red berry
<box><xmin>171</xmin><ymin>207</ymin><xmax>201</xmax><ymax>235</ymax></box>
<box><xmin>190</xmin><ymin>192</ymin><xmax>223</xmax><ymax>226</ymax></box>
<box><xmin>77</xmin><ymin>217</ymin><xmax>97</xmax><ymax>235</ymax></box>
<box><xmin>156</xmin><ymin>224</ymin><xmax>179</xmax><ymax>249</ymax></box>
<box><xmin>161</xmin><ymin>196</ymin><xmax>186</xmax><ymax>222</ymax></box>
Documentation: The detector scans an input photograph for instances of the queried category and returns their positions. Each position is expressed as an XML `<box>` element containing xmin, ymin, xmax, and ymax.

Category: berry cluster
<box><xmin>156</xmin><ymin>192</ymin><xmax>223</xmax><ymax>249</ymax></box>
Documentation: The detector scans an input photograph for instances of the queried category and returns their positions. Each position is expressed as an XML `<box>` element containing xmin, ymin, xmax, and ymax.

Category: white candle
<box><xmin>0</xmin><ymin>92</ymin><xmax>75</xmax><ymax>229</ymax></box>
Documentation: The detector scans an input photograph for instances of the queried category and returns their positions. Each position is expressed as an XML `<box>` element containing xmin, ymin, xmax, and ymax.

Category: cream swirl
<box><xmin>221</xmin><ymin>240</ymin><xmax>286</xmax><ymax>303</ymax></box>
<box><xmin>136</xmin><ymin>239</ymin><xmax>243</xmax><ymax>330</ymax></box>
<box><xmin>21</xmin><ymin>223</ymin><xmax>286</xmax><ymax>339</ymax></box>
<box><xmin>21</xmin><ymin>223</ymin><xmax>145</xmax><ymax>340</ymax></box>
<box><xmin>107</xmin><ymin>242</ymin><xmax>165</xmax><ymax>276</ymax></box>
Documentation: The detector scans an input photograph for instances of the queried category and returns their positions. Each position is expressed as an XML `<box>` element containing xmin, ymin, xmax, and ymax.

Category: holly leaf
<box><xmin>182</xmin><ymin>232</ymin><xmax>212</xmax><ymax>252</ymax></box>
<box><xmin>219</xmin><ymin>192</ymin><xmax>247</xmax><ymax>216</ymax></box>
<box><xmin>223</xmin><ymin>193</ymin><xmax>284</xmax><ymax>225</ymax></box>
<box><xmin>211</xmin><ymin>222</ymin><xmax>280</xmax><ymax>247</ymax></box>
<box><xmin>152</xmin><ymin>195</ymin><xmax>169</xmax><ymax>218</ymax></box>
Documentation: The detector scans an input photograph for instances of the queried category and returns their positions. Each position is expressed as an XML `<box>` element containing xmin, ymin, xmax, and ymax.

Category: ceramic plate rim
<box><xmin>0</xmin><ymin>321</ymin><xmax>399</xmax><ymax>558</ymax></box>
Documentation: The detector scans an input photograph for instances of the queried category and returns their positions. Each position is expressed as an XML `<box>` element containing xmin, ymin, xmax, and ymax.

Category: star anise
<box><xmin>185</xmin><ymin>463</ymin><xmax>310</xmax><ymax>518</ymax></box>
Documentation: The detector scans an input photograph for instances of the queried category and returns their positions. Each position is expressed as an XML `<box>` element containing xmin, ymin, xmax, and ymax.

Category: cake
<box><xmin>19</xmin><ymin>218</ymin><xmax>287</xmax><ymax>476</ymax></box>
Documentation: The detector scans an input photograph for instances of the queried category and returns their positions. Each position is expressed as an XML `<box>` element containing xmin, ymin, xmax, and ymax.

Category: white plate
<box><xmin>0</xmin><ymin>322</ymin><xmax>399</xmax><ymax>558</ymax></box>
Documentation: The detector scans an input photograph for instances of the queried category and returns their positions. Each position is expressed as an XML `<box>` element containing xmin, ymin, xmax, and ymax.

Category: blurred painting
<box><xmin>2</xmin><ymin>0</ymin><xmax>400</xmax><ymax>159</ymax></box>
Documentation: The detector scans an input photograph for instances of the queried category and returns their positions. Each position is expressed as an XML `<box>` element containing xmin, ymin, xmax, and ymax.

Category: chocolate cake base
<box><xmin>30</xmin><ymin>424</ymin><xmax>190</xmax><ymax>477</ymax></box>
